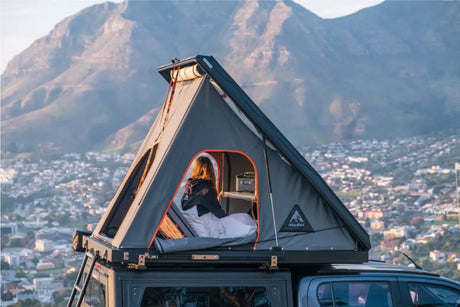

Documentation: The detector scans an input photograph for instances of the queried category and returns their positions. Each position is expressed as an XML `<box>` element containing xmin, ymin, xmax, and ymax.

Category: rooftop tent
<box><xmin>89</xmin><ymin>55</ymin><xmax>370</xmax><ymax>262</ymax></box>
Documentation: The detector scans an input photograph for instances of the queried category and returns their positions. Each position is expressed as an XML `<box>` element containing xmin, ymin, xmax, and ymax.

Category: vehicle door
<box><xmin>298</xmin><ymin>275</ymin><xmax>401</xmax><ymax>307</ymax></box>
<box><xmin>397</xmin><ymin>276</ymin><xmax>460</xmax><ymax>307</ymax></box>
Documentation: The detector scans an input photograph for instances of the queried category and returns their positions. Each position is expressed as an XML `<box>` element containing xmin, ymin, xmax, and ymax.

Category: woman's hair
<box><xmin>191</xmin><ymin>156</ymin><xmax>216</xmax><ymax>189</ymax></box>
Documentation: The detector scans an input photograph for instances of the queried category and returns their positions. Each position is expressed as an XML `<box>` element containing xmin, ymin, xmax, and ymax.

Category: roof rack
<box><xmin>81</xmin><ymin>235</ymin><xmax>367</xmax><ymax>269</ymax></box>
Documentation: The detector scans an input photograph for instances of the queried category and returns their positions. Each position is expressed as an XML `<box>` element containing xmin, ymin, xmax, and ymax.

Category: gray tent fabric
<box><xmin>91</xmin><ymin>56</ymin><xmax>370</xmax><ymax>255</ymax></box>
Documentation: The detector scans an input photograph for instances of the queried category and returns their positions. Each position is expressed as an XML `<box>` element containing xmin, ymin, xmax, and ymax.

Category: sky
<box><xmin>1</xmin><ymin>0</ymin><xmax>384</xmax><ymax>74</ymax></box>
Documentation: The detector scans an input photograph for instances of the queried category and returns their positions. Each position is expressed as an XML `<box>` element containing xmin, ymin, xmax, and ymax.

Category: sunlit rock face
<box><xmin>1</xmin><ymin>0</ymin><xmax>459</xmax><ymax>156</ymax></box>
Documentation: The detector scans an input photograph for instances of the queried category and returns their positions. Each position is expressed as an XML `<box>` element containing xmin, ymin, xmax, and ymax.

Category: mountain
<box><xmin>2</xmin><ymin>0</ymin><xmax>459</xmax><ymax>157</ymax></box>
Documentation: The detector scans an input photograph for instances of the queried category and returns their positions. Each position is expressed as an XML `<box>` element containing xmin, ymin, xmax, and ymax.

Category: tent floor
<box><xmin>84</xmin><ymin>236</ymin><xmax>368</xmax><ymax>269</ymax></box>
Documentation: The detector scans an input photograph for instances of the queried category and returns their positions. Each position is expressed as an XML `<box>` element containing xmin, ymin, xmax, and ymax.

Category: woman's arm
<box><xmin>200</xmin><ymin>189</ymin><xmax>226</xmax><ymax>218</ymax></box>
<box><xmin>181</xmin><ymin>180</ymin><xmax>226</xmax><ymax>218</ymax></box>
<box><xmin>181</xmin><ymin>179</ymin><xmax>195</xmax><ymax>210</ymax></box>
<box><xmin>181</xmin><ymin>192</ymin><xmax>200</xmax><ymax>211</ymax></box>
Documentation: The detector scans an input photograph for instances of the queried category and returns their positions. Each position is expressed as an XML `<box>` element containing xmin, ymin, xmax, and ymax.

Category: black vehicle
<box><xmin>72</xmin><ymin>256</ymin><xmax>460</xmax><ymax>306</ymax></box>
<box><xmin>298</xmin><ymin>262</ymin><xmax>460</xmax><ymax>307</ymax></box>
<box><xmin>67</xmin><ymin>56</ymin><xmax>460</xmax><ymax>306</ymax></box>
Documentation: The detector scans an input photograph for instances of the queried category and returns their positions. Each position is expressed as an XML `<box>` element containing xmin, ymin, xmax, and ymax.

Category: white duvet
<box><xmin>182</xmin><ymin>206</ymin><xmax>257</xmax><ymax>239</ymax></box>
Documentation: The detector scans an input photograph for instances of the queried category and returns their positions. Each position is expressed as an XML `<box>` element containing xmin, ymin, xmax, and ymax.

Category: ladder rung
<box><xmin>67</xmin><ymin>252</ymin><xmax>99</xmax><ymax>307</ymax></box>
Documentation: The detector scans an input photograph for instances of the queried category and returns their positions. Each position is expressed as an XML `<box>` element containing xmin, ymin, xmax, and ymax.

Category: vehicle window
<box><xmin>83</xmin><ymin>278</ymin><xmax>106</xmax><ymax>307</ymax></box>
<box><xmin>317</xmin><ymin>281</ymin><xmax>393</xmax><ymax>307</ymax></box>
<box><xmin>408</xmin><ymin>283</ymin><xmax>460</xmax><ymax>306</ymax></box>
<box><xmin>141</xmin><ymin>286</ymin><xmax>270</xmax><ymax>307</ymax></box>
<box><xmin>317</xmin><ymin>283</ymin><xmax>333</xmax><ymax>306</ymax></box>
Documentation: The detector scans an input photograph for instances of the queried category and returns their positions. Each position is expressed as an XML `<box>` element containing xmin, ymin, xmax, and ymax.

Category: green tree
<box><xmin>53</xmin><ymin>289</ymin><xmax>71</xmax><ymax>304</ymax></box>
<box><xmin>56</xmin><ymin>214</ymin><xmax>70</xmax><ymax>225</ymax></box>
<box><xmin>395</xmin><ymin>215</ymin><xmax>408</xmax><ymax>225</ymax></box>
<box><xmin>33</xmin><ymin>272</ymin><xmax>50</xmax><ymax>278</ymax></box>
<box><xmin>1</xmin><ymin>291</ymin><xmax>14</xmax><ymax>301</ymax></box>
<box><xmin>64</xmin><ymin>271</ymin><xmax>78</xmax><ymax>287</ymax></box>
<box><xmin>10</xmin><ymin>299</ymin><xmax>41</xmax><ymax>307</ymax></box>
<box><xmin>1</xmin><ymin>260</ymin><xmax>11</xmax><ymax>270</ymax></box>
<box><xmin>27</xmin><ymin>230</ymin><xmax>35</xmax><ymax>240</ymax></box>
<box><xmin>452</xmin><ymin>269</ymin><xmax>460</xmax><ymax>281</ymax></box>
<box><xmin>15</xmin><ymin>268</ymin><xmax>26</xmax><ymax>278</ymax></box>
<box><xmin>365</xmin><ymin>218</ymin><xmax>371</xmax><ymax>228</ymax></box>
<box><xmin>370</xmin><ymin>232</ymin><xmax>383</xmax><ymax>243</ymax></box>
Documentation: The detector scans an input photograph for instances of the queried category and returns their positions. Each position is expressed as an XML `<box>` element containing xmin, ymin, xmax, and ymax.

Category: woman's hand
<box><xmin>185</xmin><ymin>180</ymin><xmax>192</xmax><ymax>194</ymax></box>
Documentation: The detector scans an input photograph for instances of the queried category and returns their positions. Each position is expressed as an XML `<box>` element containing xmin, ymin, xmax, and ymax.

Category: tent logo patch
<box><xmin>280</xmin><ymin>204</ymin><xmax>313</xmax><ymax>232</ymax></box>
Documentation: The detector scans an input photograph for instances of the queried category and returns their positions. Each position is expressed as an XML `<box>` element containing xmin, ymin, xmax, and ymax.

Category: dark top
<box><xmin>181</xmin><ymin>178</ymin><xmax>226</xmax><ymax>218</ymax></box>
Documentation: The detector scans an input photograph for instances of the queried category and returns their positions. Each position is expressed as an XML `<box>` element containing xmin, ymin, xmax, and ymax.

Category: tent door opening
<box><xmin>157</xmin><ymin>150</ymin><xmax>259</xmax><ymax>242</ymax></box>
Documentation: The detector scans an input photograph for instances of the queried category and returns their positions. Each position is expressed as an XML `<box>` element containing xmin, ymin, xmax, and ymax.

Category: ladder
<box><xmin>67</xmin><ymin>251</ymin><xmax>99</xmax><ymax>307</ymax></box>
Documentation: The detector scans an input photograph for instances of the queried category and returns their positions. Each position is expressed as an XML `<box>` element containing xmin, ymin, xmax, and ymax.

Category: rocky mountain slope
<box><xmin>2</xmin><ymin>0</ymin><xmax>459</xmax><ymax>156</ymax></box>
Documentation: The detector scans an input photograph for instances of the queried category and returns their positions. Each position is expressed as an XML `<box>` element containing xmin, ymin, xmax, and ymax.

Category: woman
<box><xmin>181</xmin><ymin>156</ymin><xmax>256</xmax><ymax>239</ymax></box>
<box><xmin>181</xmin><ymin>156</ymin><xmax>226</xmax><ymax>218</ymax></box>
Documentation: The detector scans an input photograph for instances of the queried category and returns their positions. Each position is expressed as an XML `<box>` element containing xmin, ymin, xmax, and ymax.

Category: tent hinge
<box><xmin>137</xmin><ymin>254</ymin><xmax>147</xmax><ymax>269</ymax></box>
<box><xmin>129</xmin><ymin>253</ymin><xmax>159</xmax><ymax>269</ymax></box>
<box><xmin>259</xmin><ymin>255</ymin><xmax>279</xmax><ymax>271</ymax></box>
<box><xmin>270</xmin><ymin>255</ymin><xmax>279</xmax><ymax>270</ymax></box>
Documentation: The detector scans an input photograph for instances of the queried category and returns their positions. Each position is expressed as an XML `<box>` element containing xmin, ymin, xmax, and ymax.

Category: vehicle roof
<box><xmin>309</xmin><ymin>261</ymin><xmax>440</xmax><ymax>278</ymax></box>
